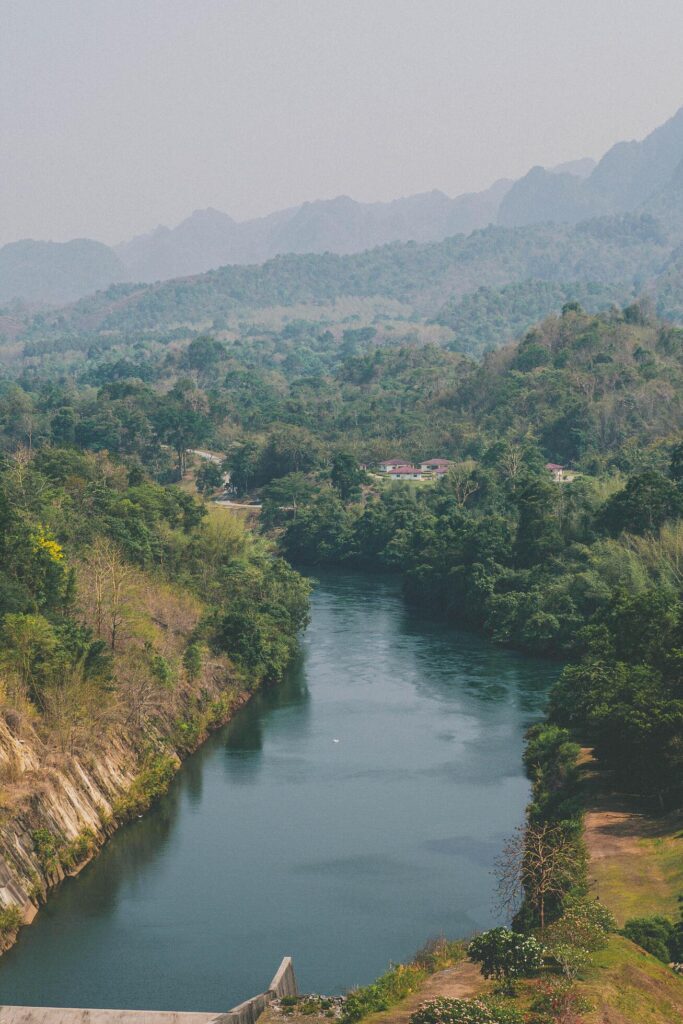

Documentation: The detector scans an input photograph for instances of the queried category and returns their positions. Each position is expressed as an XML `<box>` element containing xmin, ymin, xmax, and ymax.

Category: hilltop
<box><xmin>3</xmin><ymin>105</ymin><xmax>683</xmax><ymax>312</ymax></box>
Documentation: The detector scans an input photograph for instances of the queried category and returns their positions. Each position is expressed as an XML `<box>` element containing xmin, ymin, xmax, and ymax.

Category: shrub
<box><xmin>342</xmin><ymin>964</ymin><xmax>427</xmax><ymax>1023</ymax></box>
<box><xmin>183</xmin><ymin>641</ymin><xmax>204</xmax><ymax>680</ymax></box>
<box><xmin>0</xmin><ymin>904</ymin><xmax>22</xmax><ymax>937</ymax></box>
<box><xmin>414</xmin><ymin>936</ymin><xmax>466</xmax><ymax>972</ymax></box>
<box><xmin>60</xmin><ymin>828</ymin><xmax>97</xmax><ymax>870</ymax></box>
<box><xmin>467</xmin><ymin>929</ymin><xmax>543</xmax><ymax>993</ymax></box>
<box><xmin>530</xmin><ymin>978</ymin><xmax>591</xmax><ymax>1018</ymax></box>
<box><xmin>410</xmin><ymin>996</ymin><xmax>523</xmax><ymax>1024</ymax></box>
<box><xmin>545</xmin><ymin>894</ymin><xmax>615</xmax><ymax>951</ymax></box>
<box><xmin>548</xmin><ymin>942</ymin><xmax>591</xmax><ymax>980</ymax></box>
<box><xmin>31</xmin><ymin>828</ymin><xmax>60</xmax><ymax>871</ymax></box>
<box><xmin>622</xmin><ymin>915</ymin><xmax>676</xmax><ymax>962</ymax></box>
<box><xmin>150</xmin><ymin>653</ymin><xmax>175</xmax><ymax>688</ymax></box>
<box><xmin>112</xmin><ymin>753</ymin><xmax>178</xmax><ymax>821</ymax></box>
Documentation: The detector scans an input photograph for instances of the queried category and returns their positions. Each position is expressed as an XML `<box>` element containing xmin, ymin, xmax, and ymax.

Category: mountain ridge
<box><xmin>2</xmin><ymin>104</ymin><xmax>683</xmax><ymax>306</ymax></box>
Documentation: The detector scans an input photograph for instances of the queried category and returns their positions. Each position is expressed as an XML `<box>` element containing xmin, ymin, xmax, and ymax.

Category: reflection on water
<box><xmin>0</xmin><ymin>571</ymin><xmax>558</xmax><ymax>1012</ymax></box>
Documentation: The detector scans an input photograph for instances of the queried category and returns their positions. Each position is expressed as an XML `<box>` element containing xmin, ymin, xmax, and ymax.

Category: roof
<box><xmin>421</xmin><ymin>458</ymin><xmax>451</xmax><ymax>466</ymax></box>
<box><xmin>545</xmin><ymin>462</ymin><xmax>564</xmax><ymax>471</ymax></box>
<box><xmin>388</xmin><ymin>466</ymin><xmax>422</xmax><ymax>475</ymax></box>
<box><xmin>380</xmin><ymin>458</ymin><xmax>410</xmax><ymax>466</ymax></box>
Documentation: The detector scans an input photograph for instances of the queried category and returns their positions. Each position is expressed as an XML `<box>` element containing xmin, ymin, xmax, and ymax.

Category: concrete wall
<box><xmin>268</xmin><ymin>958</ymin><xmax>297</xmax><ymax>1000</ymax></box>
<box><xmin>0</xmin><ymin>957</ymin><xmax>298</xmax><ymax>1024</ymax></box>
<box><xmin>213</xmin><ymin>957</ymin><xmax>298</xmax><ymax>1024</ymax></box>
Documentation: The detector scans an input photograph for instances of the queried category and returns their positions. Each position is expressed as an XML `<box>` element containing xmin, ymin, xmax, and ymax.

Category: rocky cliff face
<box><xmin>0</xmin><ymin>659</ymin><xmax>245</xmax><ymax>951</ymax></box>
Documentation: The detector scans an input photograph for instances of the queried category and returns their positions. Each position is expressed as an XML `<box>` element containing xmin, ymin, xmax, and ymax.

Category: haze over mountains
<box><xmin>1</xmin><ymin>105</ymin><xmax>683</xmax><ymax>308</ymax></box>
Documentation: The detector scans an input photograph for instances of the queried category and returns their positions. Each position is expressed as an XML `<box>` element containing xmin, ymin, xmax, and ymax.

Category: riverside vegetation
<box><xmin>0</xmin><ymin>442</ymin><xmax>309</xmax><ymax>948</ymax></box>
<box><xmin>0</xmin><ymin>295</ymin><xmax>682</xmax><ymax>1020</ymax></box>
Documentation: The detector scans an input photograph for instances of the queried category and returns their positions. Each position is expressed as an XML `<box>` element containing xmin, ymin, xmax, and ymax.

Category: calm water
<box><xmin>0</xmin><ymin>572</ymin><xmax>557</xmax><ymax>1012</ymax></box>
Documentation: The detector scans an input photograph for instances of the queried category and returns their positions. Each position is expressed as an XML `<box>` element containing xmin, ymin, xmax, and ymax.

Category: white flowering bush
<box><xmin>548</xmin><ymin>942</ymin><xmax>591</xmax><ymax>980</ymax></box>
<box><xmin>410</xmin><ymin>995</ymin><xmax>523</xmax><ymax>1024</ymax></box>
<box><xmin>546</xmin><ymin>894</ymin><xmax>615</xmax><ymax>952</ymax></box>
<box><xmin>467</xmin><ymin>928</ymin><xmax>544</xmax><ymax>993</ymax></box>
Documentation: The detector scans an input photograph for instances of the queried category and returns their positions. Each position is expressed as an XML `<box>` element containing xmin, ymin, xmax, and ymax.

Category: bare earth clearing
<box><xmin>584</xmin><ymin>801</ymin><xmax>683</xmax><ymax>925</ymax></box>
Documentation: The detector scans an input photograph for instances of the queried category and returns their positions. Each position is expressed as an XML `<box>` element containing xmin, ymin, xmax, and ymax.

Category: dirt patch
<box><xmin>363</xmin><ymin>962</ymin><xmax>485</xmax><ymax>1024</ymax></box>
<box><xmin>580</xmin><ymin>754</ymin><xmax>683</xmax><ymax>925</ymax></box>
<box><xmin>584</xmin><ymin>805</ymin><xmax>683</xmax><ymax>925</ymax></box>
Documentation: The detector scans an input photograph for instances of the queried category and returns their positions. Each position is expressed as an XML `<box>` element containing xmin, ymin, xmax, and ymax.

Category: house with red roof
<box><xmin>386</xmin><ymin>465</ymin><xmax>424</xmax><ymax>480</ymax></box>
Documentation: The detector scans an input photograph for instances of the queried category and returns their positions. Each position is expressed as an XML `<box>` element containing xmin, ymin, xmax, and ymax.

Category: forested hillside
<box><xmin>0</xmin><ymin>391</ymin><xmax>309</xmax><ymax>943</ymax></box>
<box><xmin>0</xmin><ymin>239</ymin><xmax>126</xmax><ymax>305</ymax></box>
<box><xmin>4</xmin><ymin>297</ymin><xmax>678</xmax><ymax>820</ymax></box>
<box><xmin>4</xmin><ymin>212</ymin><xmax>681</xmax><ymax>367</ymax></box>
<box><xmin>498</xmin><ymin>103</ymin><xmax>683</xmax><ymax>226</ymax></box>
<box><xmin>1</xmin><ymin>289</ymin><xmax>682</xmax><ymax>1017</ymax></box>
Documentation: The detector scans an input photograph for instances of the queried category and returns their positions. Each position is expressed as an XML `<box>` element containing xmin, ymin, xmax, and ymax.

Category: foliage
<box><xmin>621</xmin><ymin>914</ymin><xmax>680</xmax><ymax>962</ymax></box>
<box><xmin>60</xmin><ymin>828</ymin><xmax>97</xmax><ymax>870</ymax></box>
<box><xmin>0</xmin><ymin>904</ymin><xmax>23</xmax><ymax>938</ymax></box>
<box><xmin>544</xmin><ymin>895</ymin><xmax>615</xmax><ymax>952</ymax></box>
<box><xmin>467</xmin><ymin>928</ymin><xmax>543</xmax><ymax>992</ymax></box>
<box><xmin>410</xmin><ymin>996</ymin><xmax>523</xmax><ymax>1024</ymax></box>
<box><xmin>341</xmin><ymin>963</ymin><xmax>427</xmax><ymax>1023</ymax></box>
<box><xmin>195</xmin><ymin>460</ymin><xmax>224</xmax><ymax>494</ymax></box>
<box><xmin>529</xmin><ymin>978</ymin><xmax>592</xmax><ymax>1019</ymax></box>
<box><xmin>111</xmin><ymin>754</ymin><xmax>179</xmax><ymax>821</ymax></box>
<box><xmin>547</xmin><ymin>942</ymin><xmax>591</xmax><ymax>980</ymax></box>
<box><xmin>31</xmin><ymin>829</ymin><xmax>60</xmax><ymax>872</ymax></box>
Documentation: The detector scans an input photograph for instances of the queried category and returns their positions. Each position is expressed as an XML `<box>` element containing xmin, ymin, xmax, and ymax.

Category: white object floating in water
<box><xmin>333</xmin><ymin>738</ymin><xmax>340</xmax><ymax>743</ymax></box>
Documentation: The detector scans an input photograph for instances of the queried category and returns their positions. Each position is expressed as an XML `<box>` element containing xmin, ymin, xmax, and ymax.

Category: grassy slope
<box><xmin>586</xmin><ymin>809</ymin><xmax>683</xmax><ymax>925</ymax></box>
<box><xmin>580</xmin><ymin>749</ymin><xmax>683</xmax><ymax>925</ymax></box>
<box><xmin>580</xmin><ymin>936</ymin><xmax>683</xmax><ymax>1024</ymax></box>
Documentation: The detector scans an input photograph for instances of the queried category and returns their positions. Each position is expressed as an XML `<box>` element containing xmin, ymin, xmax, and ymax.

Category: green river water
<box><xmin>0</xmin><ymin>571</ymin><xmax>558</xmax><ymax>1011</ymax></box>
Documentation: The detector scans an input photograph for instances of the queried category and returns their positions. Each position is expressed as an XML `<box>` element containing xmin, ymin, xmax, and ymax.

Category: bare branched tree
<box><xmin>447</xmin><ymin>461</ymin><xmax>480</xmax><ymax>507</ymax></box>
<box><xmin>495</xmin><ymin>822</ymin><xmax>578</xmax><ymax>931</ymax></box>
<box><xmin>83</xmin><ymin>538</ymin><xmax>134</xmax><ymax>651</ymax></box>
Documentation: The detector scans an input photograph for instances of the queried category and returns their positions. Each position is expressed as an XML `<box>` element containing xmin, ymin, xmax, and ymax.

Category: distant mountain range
<box><xmin>114</xmin><ymin>179</ymin><xmax>515</xmax><ymax>283</ymax></box>
<box><xmin>1</xmin><ymin>105</ymin><xmax>683</xmax><ymax>306</ymax></box>
<box><xmin>498</xmin><ymin>106</ymin><xmax>683</xmax><ymax>228</ymax></box>
<box><xmin>0</xmin><ymin>239</ymin><xmax>126</xmax><ymax>305</ymax></box>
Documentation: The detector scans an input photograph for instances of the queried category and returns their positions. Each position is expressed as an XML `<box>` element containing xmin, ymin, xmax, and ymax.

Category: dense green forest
<box><xmin>0</xmin><ymin>441</ymin><xmax>309</xmax><ymax>810</ymax></box>
<box><xmin>1</xmin><ymin>301</ymin><xmax>680</xmax><ymax>814</ymax></box>
<box><xmin>0</xmin><ymin>296</ymin><xmax>681</xmax><ymax>1002</ymax></box>
<box><xmin>2</xmin><ymin>210</ymin><xmax>682</xmax><ymax>367</ymax></box>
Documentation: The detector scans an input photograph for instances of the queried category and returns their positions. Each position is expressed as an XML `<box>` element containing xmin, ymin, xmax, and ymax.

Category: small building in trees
<box><xmin>545</xmin><ymin>463</ymin><xmax>575</xmax><ymax>483</ymax></box>
<box><xmin>419</xmin><ymin>458</ymin><xmax>451</xmax><ymax>473</ymax></box>
<box><xmin>386</xmin><ymin>465</ymin><xmax>424</xmax><ymax>480</ymax></box>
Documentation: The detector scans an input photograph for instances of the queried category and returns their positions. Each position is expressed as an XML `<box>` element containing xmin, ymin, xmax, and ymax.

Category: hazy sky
<box><xmin>2</xmin><ymin>0</ymin><xmax>683</xmax><ymax>246</ymax></box>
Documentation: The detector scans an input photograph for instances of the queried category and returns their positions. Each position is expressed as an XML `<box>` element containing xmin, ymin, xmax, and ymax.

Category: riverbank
<box><xmin>0</xmin><ymin>648</ymin><xmax>251</xmax><ymax>957</ymax></box>
<box><xmin>0</xmin><ymin>570</ymin><xmax>556</xmax><ymax>1011</ymax></box>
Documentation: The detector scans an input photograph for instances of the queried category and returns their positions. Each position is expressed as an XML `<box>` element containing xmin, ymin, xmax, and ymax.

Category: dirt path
<box><xmin>364</xmin><ymin>962</ymin><xmax>485</xmax><ymax>1024</ymax></box>
<box><xmin>584</xmin><ymin>802</ymin><xmax>683</xmax><ymax>925</ymax></box>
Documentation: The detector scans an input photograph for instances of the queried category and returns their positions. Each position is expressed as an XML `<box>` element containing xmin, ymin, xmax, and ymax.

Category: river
<box><xmin>0</xmin><ymin>571</ymin><xmax>557</xmax><ymax>1012</ymax></box>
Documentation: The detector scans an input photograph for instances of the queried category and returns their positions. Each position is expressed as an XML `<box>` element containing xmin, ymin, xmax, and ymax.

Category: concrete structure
<box><xmin>386</xmin><ymin>466</ymin><xmax>423</xmax><ymax>480</ymax></box>
<box><xmin>0</xmin><ymin>957</ymin><xmax>297</xmax><ymax>1024</ymax></box>
<box><xmin>545</xmin><ymin>463</ymin><xmax>576</xmax><ymax>483</ymax></box>
<box><xmin>378</xmin><ymin>459</ymin><xmax>410</xmax><ymax>472</ymax></box>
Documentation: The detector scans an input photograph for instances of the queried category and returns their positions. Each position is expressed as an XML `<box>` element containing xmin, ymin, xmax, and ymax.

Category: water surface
<box><xmin>0</xmin><ymin>572</ymin><xmax>557</xmax><ymax>1011</ymax></box>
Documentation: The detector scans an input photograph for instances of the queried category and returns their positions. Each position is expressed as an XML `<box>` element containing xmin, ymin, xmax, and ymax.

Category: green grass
<box><xmin>592</xmin><ymin>827</ymin><xmax>683</xmax><ymax>925</ymax></box>
<box><xmin>502</xmin><ymin>936</ymin><xmax>683</xmax><ymax>1023</ymax></box>
<box><xmin>580</xmin><ymin>935</ymin><xmax>683</xmax><ymax>1023</ymax></box>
